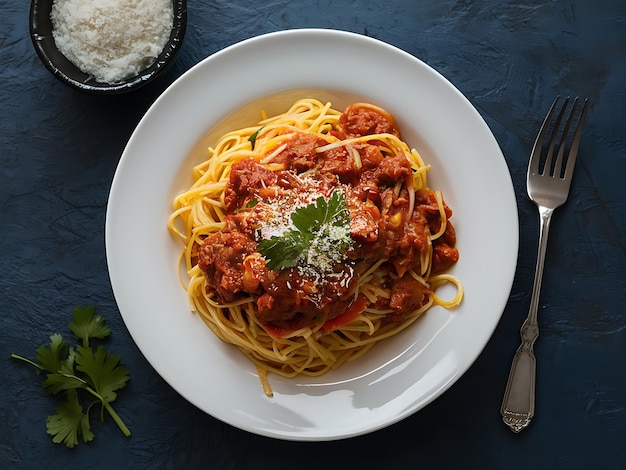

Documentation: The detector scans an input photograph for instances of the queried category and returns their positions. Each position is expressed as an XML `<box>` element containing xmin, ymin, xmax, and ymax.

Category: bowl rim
<box><xmin>29</xmin><ymin>0</ymin><xmax>187</xmax><ymax>95</ymax></box>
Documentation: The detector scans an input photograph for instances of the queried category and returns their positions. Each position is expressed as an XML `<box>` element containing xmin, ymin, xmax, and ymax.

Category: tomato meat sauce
<box><xmin>197</xmin><ymin>103</ymin><xmax>459</xmax><ymax>335</ymax></box>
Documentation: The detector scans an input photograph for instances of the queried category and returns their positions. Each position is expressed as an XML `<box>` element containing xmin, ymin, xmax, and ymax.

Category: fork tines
<box><xmin>529</xmin><ymin>96</ymin><xmax>589</xmax><ymax>180</ymax></box>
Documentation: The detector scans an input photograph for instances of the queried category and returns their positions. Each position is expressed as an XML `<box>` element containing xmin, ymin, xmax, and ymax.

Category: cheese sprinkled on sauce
<box><xmin>254</xmin><ymin>175</ymin><xmax>352</xmax><ymax>275</ymax></box>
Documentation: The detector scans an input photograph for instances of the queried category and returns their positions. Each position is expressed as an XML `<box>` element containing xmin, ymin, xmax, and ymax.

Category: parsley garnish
<box><xmin>257</xmin><ymin>190</ymin><xmax>352</xmax><ymax>271</ymax></box>
<box><xmin>249</xmin><ymin>126</ymin><xmax>264</xmax><ymax>150</ymax></box>
<box><xmin>11</xmin><ymin>306</ymin><xmax>130</xmax><ymax>448</ymax></box>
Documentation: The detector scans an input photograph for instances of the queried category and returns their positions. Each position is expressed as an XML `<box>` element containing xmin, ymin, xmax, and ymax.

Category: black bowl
<box><xmin>29</xmin><ymin>0</ymin><xmax>187</xmax><ymax>95</ymax></box>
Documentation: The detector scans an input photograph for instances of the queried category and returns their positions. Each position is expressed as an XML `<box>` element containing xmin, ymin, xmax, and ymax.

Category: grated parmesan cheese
<box><xmin>254</xmin><ymin>176</ymin><xmax>353</xmax><ymax>277</ymax></box>
<box><xmin>256</xmin><ymin>176</ymin><xmax>325</xmax><ymax>241</ymax></box>
<box><xmin>50</xmin><ymin>0</ymin><xmax>174</xmax><ymax>84</ymax></box>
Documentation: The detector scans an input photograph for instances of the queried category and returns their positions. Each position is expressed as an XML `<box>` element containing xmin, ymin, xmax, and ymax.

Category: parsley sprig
<box><xmin>11</xmin><ymin>306</ymin><xmax>130</xmax><ymax>448</ymax></box>
<box><xmin>257</xmin><ymin>190</ymin><xmax>352</xmax><ymax>271</ymax></box>
<box><xmin>249</xmin><ymin>126</ymin><xmax>264</xmax><ymax>150</ymax></box>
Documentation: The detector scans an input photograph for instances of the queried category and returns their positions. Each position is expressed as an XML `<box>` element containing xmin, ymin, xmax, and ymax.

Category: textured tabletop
<box><xmin>1</xmin><ymin>1</ymin><xmax>624</xmax><ymax>468</ymax></box>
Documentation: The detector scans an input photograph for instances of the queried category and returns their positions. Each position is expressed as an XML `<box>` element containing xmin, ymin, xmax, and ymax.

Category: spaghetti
<box><xmin>168</xmin><ymin>98</ymin><xmax>463</xmax><ymax>396</ymax></box>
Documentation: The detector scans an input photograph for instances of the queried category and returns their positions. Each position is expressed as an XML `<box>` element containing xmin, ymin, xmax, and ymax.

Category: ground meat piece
<box><xmin>223</xmin><ymin>159</ymin><xmax>278</xmax><ymax>212</ymax></box>
<box><xmin>339</xmin><ymin>103</ymin><xmax>400</xmax><ymax>138</ymax></box>
<box><xmin>432</xmin><ymin>241</ymin><xmax>460</xmax><ymax>274</ymax></box>
<box><xmin>387</xmin><ymin>274</ymin><xmax>431</xmax><ymax>321</ymax></box>
<box><xmin>198</xmin><ymin>231</ymin><xmax>258</xmax><ymax>302</ymax></box>
<box><xmin>272</xmin><ymin>132</ymin><xmax>328</xmax><ymax>172</ymax></box>
<box><xmin>320</xmin><ymin>147</ymin><xmax>360</xmax><ymax>183</ymax></box>
<box><xmin>375</xmin><ymin>154</ymin><xmax>412</xmax><ymax>186</ymax></box>
<box><xmin>356</xmin><ymin>142</ymin><xmax>384</xmax><ymax>169</ymax></box>
<box><xmin>415</xmin><ymin>188</ymin><xmax>453</xmax><ymax>219</ymax></box>
<box><xmin>349</xmin><ymin>202</ymin><xmax>380</xmax><ymax>243</ymax></box>
<box><xmin>442</xmin><ymin>219</ymin><xmax>457</xmax><ymax>246</ymax></box>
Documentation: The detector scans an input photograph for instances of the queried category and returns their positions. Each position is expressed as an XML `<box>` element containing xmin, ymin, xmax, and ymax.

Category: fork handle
<box><xmin>500</xmin><ymin>321</ymin><xmax>538</xmax><ymax>432</ymax></box>
<box><xmin>501</xmin><ymin>206</ymin><xmax>553</xmax><ymax>432</ymax></box>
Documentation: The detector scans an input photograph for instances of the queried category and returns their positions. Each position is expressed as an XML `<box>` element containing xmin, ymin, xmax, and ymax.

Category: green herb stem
<box><xmin>11</xmin><ymin>353</ymin><xmax>44</xmax><ymax>370</ymax></box>
<box><xmin>82</xmin><ymin>386</ymin><xmax>131</xmax><ymax>437</ymax></box>
<box><xmin>102</xmin><ymin>400</ymin><xmax>131</xmax><ymax>437</ymax></box>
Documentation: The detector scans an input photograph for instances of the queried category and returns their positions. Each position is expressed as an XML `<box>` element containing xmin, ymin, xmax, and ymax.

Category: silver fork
<box><xmin>500</xmin><ymin>96</ymin><xmax>589</xmax><ymax>433</ymax></box>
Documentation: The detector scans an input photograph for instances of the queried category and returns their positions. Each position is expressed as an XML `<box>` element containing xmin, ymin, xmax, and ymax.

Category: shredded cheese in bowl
<box><xmin>50</xmin><ymin>0</ymin><xmax>174</xmax><ymax>84</ymax></box>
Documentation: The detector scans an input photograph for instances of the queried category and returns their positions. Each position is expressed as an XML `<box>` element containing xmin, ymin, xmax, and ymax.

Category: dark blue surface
<box><xmin>1</xmin><ymin>1</ymin><xmax>624</xmax><ymax>468</ymax></box>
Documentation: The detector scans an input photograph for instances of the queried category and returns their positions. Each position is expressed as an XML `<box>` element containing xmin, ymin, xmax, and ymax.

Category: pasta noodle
<box><xmin>168</xmin><ymin>98</ymin><xmax>463</xmax><ymax>396</ymax></box>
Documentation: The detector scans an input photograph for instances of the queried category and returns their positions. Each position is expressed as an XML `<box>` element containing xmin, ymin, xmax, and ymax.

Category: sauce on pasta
<box><xmin>168</xmin><ymin>99</ymin><xmax>463</xmax><ymax>396</ymax></box>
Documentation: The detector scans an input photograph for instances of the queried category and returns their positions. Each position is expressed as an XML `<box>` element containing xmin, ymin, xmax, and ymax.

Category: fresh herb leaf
<box><xmin>75</xmin><ymin>345</ymin><xmax>129</xmax><ymax>403</ymax></box>
<box><xmin>46</xmin><ymin>389</ymin><xmax>94</xmax><ymax>448</ymax></box>
<box><xmin>69</xmin><ymin>306</ymin><xmax>111</xmax><ymax>347</ymax></box>
<box><xmin>258</xmin><ymin>230</ymin><xmax>310</xmax><ymax>271</ymax></box>
<box><xmin>35</xmin><ymin>333</ymin><xmax>70</xmax><ymax>374</ymax></box>
<box><xmin>43</xmin><ymin>370</ymin><xmax>87</xmax><ymax>395</ymax></box>
<box><xmin>59</xmin><ymin>347</ymin><xmax>77</xmax><ymax>376</ymax></box>
<box><xmin>257</xmin><ymin>190</ymin><xmax>352</xmax><ymax>271</ymax></box>
<box><xmin>11</xmin><ymin>306</ymin><xmax>131</xmax><ymax>447</ymax></box>
<box><xmin>292</xmin><ymin>190</ymin><xmax>351</xmax><ymax>234</ymax></box>
<box><xmin>249</xmin><ymin>126</ymin><xmax>264</xmax><ymax>150</ymax></box>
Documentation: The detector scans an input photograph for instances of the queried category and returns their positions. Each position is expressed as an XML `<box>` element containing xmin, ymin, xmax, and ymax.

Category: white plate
<box><xmin>106</xmin><ymin>29</ymin><xmax>518</xmax><ymax>441</ymax></box>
